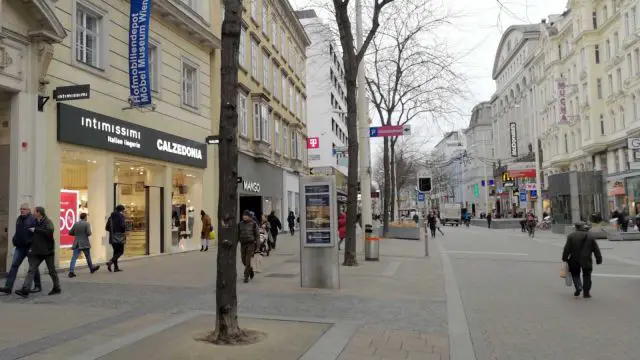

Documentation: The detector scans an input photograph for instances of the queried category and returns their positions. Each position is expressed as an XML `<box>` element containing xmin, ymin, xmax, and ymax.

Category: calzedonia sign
<box><xmin>57</xmin><ymin>103</ymin><xmax>207</xmax><ymax>168</ymax></box>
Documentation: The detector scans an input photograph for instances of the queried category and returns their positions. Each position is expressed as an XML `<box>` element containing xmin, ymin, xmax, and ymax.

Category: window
<box><xmin>238</xmin><ymin>92</ymin><xmax>248</xmax><ymax>137</ymax></box>
<box><xmin>616</xmin><ymin>68</ymin><xmax>622</xmax><ymax>91</ymax></box>
<box><xmin>292</xmin><ymin>130</ymin><xmax>299</xmax><ymax>159</ymax></box>
<box><xmin>558</xmin><ymin>44</ymin><xmax>562</xmax><ymax>59</ymax></box>
<box><xmin>274</xmin><ymin>118</ymin><xmax>280</xmax><ymax>153</ymax></box>
<box><xmin>593</xmin><ymin>11</ymin><xmax>598</xmax><ymax>29</ymax></box>
<box><xmin>261</xmin><ymin>104</ymin><xmax>270</xmax><ymax>143</ymax></box>
<box><xmin>289</xmin><ymin>81</ymin><xmax>294</xmax><ymax>111</ymax></box>
<box><xmin>262</xmin><ymin>3</ymin><xmax>268</xmax><ymax>32</ymax></box>
<box><xmin>564</xmin><ymin>134</ymin><xmax>568</xmax><ymax>152</ymax></box>
<box><xmin>263</xmin><ymin>51</ymin><xmax>270</xmax><ymax>89</ymax></box>
<box><xmin>272</xmin><ymin>63</ymin><xmax>278</xmax><ymax>97</ymax></box>
<box><xmin>606</xmin><ymin>39</ymin><xmax>611</xmax><ymax>59</ymax></box>
<box><xmin>608</xmin><ymin>74</ymin><xmax>613</xmax><ymax>95</ymax></box>
<box><xmin>600</xmin><ymin>114</ymin><xmax>605</xmax><ymax>135</ymax></box>
<box><xmin>272</xmin><ymin>16</ymin><xmax>278</xmax><ymax>48</ymax></box>
<box><xmin>580</xmin><ymin>48</ymin><xmax>586</xmax><ymax>70</ymax></box>
<box><xmin>633</xmin><ymin>7</ymin><xmax>638</xmax><ymax>34</ymax></box>
<box><xmin>283</xmin><ymin>124</ymin><xmax>289</xmax><ymax>157</ymax></box>
<box><xmin>149</xmin><ymin>43</ymin><xmax>159</xmax><ymax>92</ymax></box>
<box><xmin>253</xmin><ymin>102</ymin><xmax>261</xmax><ymax>140</ymax></box>
<box><xmin>626</xmin><ymin>13</ymin><xmax>631</xmax><ymax>36</ymax></box>
<box><xmin>251</xmin><ymin>39</ymin><xmax>259</xmax><ymax>79</ymax></box>
<box><xmin>239</xmin><ymin>28</ymin><xmax>246</xmax><ymax>68</ymax></box>
<box><xmin>282</xmin><ymin>74</ymin><xmax>287</xmax><ymax>104</ymax></box>
<box><xmin>628</xmin><ymin>53</ymin><xmax>633</xmax><ymax>77</ymax></box>
<box><xmin>595</xmin><ymin>45</ymin><xmax>600</xmax><ymax>64</ymax></box>
<box><xmin>251</xmin><ymin>0</ymin><xmax>258</xmax><ymax>21</ymax></box>
<box><xmin>604</xmin><ymin>6</ymin><xmax>608</xmax><ymax>20</ymax></box>
<box><xmin>75</xmin><ymin>6</ymin><xmax>101</xmax><ymax>68</ymax></box>
<box><xmin>635</xmin><ymin>48</ymin><xmax>640</xmax><ymax>74</ymax></box>
<box><xmin>301</xmin><ymin>97</ymin><xmax>306</xmax><ymax>124</ymax></box>
<box><xmin>281</xmin><ymin>27</ymin><xmax>287</xmax><ymax>56</ymax></box>
<box><xmin>614</xmin><ymin>32</ymin><xmax>619</xmax><ymax>55</ymax></box>
<box><xmin>181</xmin><ymin>60</ymin><xmax>198</xmax><ymax>109</ymax></box>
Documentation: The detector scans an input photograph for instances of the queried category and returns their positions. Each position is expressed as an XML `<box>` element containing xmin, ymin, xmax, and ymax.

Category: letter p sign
<box><xmin>307</xmin><ymin>137</ymin><xmax>320</xmax><ymax>149</ymax></box>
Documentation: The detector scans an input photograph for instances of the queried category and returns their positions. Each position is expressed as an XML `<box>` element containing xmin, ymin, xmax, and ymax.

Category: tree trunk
<box><xmin>214</xmin><ymin>0</ymin><xmax>242</xmax><ymax>342</ymax></box>
<box><xmin>382</xmin><ymin>136</ymin><xmax>390</xmax><ymax>236</ymax></box>
<box><xmin>333</xmin><ymin>0</ymin><xmax>359</xmax><ymax>266</ymax></box>
<box><xmin>390</xmin><ymin>143</ymin><xmax>396</xmax><ymax>221</ymax></box>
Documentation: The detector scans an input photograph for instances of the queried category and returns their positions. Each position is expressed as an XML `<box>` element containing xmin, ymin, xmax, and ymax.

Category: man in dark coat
<box><xmin>562</xmin><ymin>222</ymin><xmax>603</xmax><ymax>298</ymax></box>
<box><xmin>0</xmin><ymin>204</ymin><xmax>41</xmax><ymax>294</ymax></box>
<box><xmin>15</xmin><ymin>207</ymin><xmax>61</xmax><ymax>298</ymax></box>
<box><xmin>238</xmin><ymin>210</ymin><xmax>260</xmax><ymax>283</ymax></box>
<box><xmin>266</xmin><ymin>211</ymin><xmax>282</xmax><ymax>250</ymax></box>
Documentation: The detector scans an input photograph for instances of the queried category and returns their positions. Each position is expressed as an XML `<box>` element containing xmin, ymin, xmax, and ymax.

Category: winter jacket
<box><xmin>267</xmin><ymin>214</ymin><xmax>282</xmax><ymax>236</ymax></box>
<box><xmin>12</xmin><ymin>214</ymin><xmax>36</xmax><ymax>249</ymax></box>
<box><xmin>70</xmin><ymin>220</ymin><xmax>92</xmax><ymax>250</ymax></box>
<box><xmin>201</xmin><ymin>214</ymin><xmax>212</xmax><ymax>238</ymax></box>
<box><xmin>238</xmin><ymin>219</ymin><xmax>259</xmax><ymax>245</ymax></box>
<box><xmin>562</xmin><ymin>230</ymin><xmax>603</xmax><ymax>270</ymax></box>
<box><xmin>287</xmin><ymin>213</ymin><xmax>296</xmax><ymax>227</ymax></box>
<box><xmin>107</xmin><ymin>211</ymin><xmax>126</xmax><ymax>233</ymax></box>
<box><xmin>29</xmin><ymin>216</ymin><xmax>55</xmax><ymax>256</ymax></box>
<box><xmin>338</xmin><ymin>213</ymin><xmax>347</xmax><ymax>239</ymax></box>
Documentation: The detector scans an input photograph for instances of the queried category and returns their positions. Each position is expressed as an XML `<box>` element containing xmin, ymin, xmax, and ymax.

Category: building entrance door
<box><xmin>0</xmin><ymin>93</ymin><xmax>11</xmax><ymax>275</ymax></box>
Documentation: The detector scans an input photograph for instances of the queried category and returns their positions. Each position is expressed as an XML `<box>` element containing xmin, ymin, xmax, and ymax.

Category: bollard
<box><xmin>422</xmin><ymin>220</ymin><xmax>429</xmax><ymax>257</ymax></box>
<box><xmin>364</xmin><ymin>224</ymin><xmax>379</xmax><ymax>261</ymax></box>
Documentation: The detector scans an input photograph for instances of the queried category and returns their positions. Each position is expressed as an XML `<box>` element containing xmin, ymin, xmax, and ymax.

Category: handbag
<box><xmin>560</xmin><ymin>262</ymin><xmax>568</xmax><ymax>278</ymax></box>
<box><xmin>109</xmin><ymin>215</ymin><xmax>126</xmax><ymax>244</ymax></box>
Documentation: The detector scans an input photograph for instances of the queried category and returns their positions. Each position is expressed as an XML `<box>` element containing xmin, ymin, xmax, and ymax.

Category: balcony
<box><xmin>252</xmin><ymin>140</ymin><xmax>272</xmax><ymax>162</ymax></box>
<box><xmin>154</xmin><ymin>0</ymin><xmax>220</xmax><ymax>49</ymax></box>
<box><xmin>623</xmin><ymin>33</ymin><xmax>640</xmax><ymax>50</ymax></box>
<box><xmin>604</xmin><ymin>55</ymin><xmax>623</xmax><ymax>71</ymax></box>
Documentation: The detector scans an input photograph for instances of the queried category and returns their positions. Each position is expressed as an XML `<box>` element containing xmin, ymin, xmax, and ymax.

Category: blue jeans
<box><xmin>69</xmin><ymin>248</ymin><xmax>94</xmax><ymax>273</ymax></box>
<box><xmin>4</xmin><ymin>247</ymin><xmax>41</xmax><ymax>290</ymax></box>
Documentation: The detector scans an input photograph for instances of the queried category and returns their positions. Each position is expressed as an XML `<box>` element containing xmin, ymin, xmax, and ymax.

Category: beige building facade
<box><xmin>1</xmin><ymin>0</ymin><xmax>221</xmax><ymax>273</ymax></box>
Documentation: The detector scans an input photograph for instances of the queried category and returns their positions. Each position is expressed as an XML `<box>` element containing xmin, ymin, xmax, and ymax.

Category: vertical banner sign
<box><xmin>557</xmin><ymin>78</ymin><xmax>568</xmax><ymax>124</ymax></box>
<box><xmin>59</xmin><ymin>190</ymin><xmax>79</xmax><ymax>248</ymax></box>
<box><xmin>509</xmin><ymin>122</ymin><xmax>518</xmax><ymax>157</ymax></box>
<box><xmin>128</xmin><ymin>0</ymin><xmax>153</xmax><ymax>107</ymax></box>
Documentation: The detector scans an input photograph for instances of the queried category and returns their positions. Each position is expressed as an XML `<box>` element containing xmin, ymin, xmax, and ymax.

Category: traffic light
<box><xmin>418</xmin><ymin>177</ymin><xmax>432</xmax><ymax>192</ymax></box>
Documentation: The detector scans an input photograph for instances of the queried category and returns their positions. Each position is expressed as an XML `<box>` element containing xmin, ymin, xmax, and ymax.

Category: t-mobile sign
<box><xmin>307</xmin><ymin>137</ymin><xmax>319</xmax><ymax>149</ymax></box>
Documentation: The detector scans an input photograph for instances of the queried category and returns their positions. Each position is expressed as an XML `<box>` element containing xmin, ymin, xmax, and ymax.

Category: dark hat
<box><xmin>243</xmin><ymin>210</ymin><xmax>251</xmax><ymax>216</ymax></box>
<box><xmin>574</xmin><ymin>221</ymin><xmax>588</xmax><ymax>231</ymax></box>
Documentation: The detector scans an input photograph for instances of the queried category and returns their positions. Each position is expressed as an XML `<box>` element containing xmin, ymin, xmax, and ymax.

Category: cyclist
<box><xmin>526</xmin><ymin>211</ymin><xmax>536</xmax><ymax>236</ymax></box>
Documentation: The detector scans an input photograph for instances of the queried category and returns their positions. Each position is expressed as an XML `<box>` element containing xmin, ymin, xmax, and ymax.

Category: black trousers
<box><xmin>430</xmin><ymin>226</ymin><xmax>436</xmax><ymax>237</ymax></box>
<box><xmin>570</xmin><ymin>265</ymin><xmax>593</xmax><ymax>293</ymax></box>
<box><xmin>109</xmin><ymin>243</ymin><xmax>125</xmax><ymax>269</ymax></box>
<box><xmin>23</xmin><ymin>254</ymin><xmax>59</xmax><ymax>291</ymax></box>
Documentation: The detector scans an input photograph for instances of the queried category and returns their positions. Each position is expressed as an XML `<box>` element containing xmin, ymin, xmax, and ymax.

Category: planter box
<box><xmin>470</xmin><ymin>218</ymin><xmax>521</xmax><ymax>229</ymax></box>
<box><xmin>378</xmin><ymin>226</ymin><xmax>420</xmax><ymax>240</ymax></box>
<box><xmin>606</xmin><ymin>231</ymin><xmax>640</xmax><ymax>241</ymax></box>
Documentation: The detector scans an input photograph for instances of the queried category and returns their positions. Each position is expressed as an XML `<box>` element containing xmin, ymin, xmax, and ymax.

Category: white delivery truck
<box><xmin>441</xmin><ymin>204</ymin><xmax>462</xmax><ymax>226</ymax></box>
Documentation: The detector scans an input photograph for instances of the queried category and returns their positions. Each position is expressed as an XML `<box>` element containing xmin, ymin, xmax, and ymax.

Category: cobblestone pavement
<box><xmin>443</xmin><ymin>225</ymin><xmax>640</xmax><ymax>360</ymax></box>
<box><xmin>0</xmin><ymin>233</ymin><xmax>449</xmax><ymax>360</ymax></box>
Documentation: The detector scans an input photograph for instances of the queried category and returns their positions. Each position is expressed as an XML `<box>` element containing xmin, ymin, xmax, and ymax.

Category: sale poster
<box><xmin>59</xmin><ymin>190</ymin><xmax>79</xmax><ymax>248</ymax></box>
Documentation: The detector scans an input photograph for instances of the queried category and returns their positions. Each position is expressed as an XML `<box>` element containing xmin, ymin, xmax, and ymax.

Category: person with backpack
<box><xmin>106</xmin><ymin>205</ymin><xmax>126</xmax><ymax>272</ymax></box>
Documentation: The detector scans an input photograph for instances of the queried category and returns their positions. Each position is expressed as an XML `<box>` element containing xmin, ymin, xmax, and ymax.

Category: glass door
<box><xmin>146</xmin><ymin>186</ymin><xmax>164</xmax><ymax>254</ymax></box>
<box><xmin>114</xmin><ymin>183</ymin><xmax>148</xmax><ymax>256</ymax></box>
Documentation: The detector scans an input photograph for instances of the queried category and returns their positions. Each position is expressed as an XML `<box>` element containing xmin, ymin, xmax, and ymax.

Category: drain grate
<box><xmin>265</xmin><ymin>273</ymin><xmax>297</xmax><ymax>278</ymax></box>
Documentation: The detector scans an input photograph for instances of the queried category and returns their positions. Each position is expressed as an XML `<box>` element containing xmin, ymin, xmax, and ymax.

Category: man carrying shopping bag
<box><xmin>562</xmin><ymin>222</ymin><xmax>602</xmax><ymax>298</ymax></box>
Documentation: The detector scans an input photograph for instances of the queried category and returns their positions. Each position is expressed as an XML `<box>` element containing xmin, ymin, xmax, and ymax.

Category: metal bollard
<box><xmin>422</xmin><ymin>220</ymin><xmax>429</xmax><ymax>257</ymax></box>
<box><xmin>364</xmin><ymin>224</ymin><xmax>379</xmax><ymax>261</ymax></box>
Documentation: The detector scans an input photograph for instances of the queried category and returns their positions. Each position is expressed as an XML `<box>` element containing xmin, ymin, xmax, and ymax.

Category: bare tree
<box><xmin>332</xmin><ymin>0</ymin><xmax>396</xmax><ymax>266</ymax></box>
<box><xmin>365</xmin><ymin>0</ymin><xmax>465</xmax><ymax>235</ymax></box>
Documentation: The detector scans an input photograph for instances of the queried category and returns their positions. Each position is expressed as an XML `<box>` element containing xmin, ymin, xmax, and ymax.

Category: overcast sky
<box><xmin>290</xmin><ymin>0</ymin><xmax>566</xmax><ymax>156</ymax></box>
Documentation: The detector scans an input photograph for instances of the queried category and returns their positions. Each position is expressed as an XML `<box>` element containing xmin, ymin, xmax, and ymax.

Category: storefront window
<box><xmin>626</xmin><ymin>176</ymin><xmax>640</xmax><ymax>216</ymax></box>
<box><xmin>171</xmin><ymin>169</ymin><xmax>203</xmax><ymax>252</ymax></box>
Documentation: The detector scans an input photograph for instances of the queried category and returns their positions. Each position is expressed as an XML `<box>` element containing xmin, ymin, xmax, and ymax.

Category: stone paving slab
<box><xmin>338</xmin><ymin>326</ymin><xmax>449</xmax><ymax>360</ymax></box>
<box><xmin>98</xmin><ymin>316</ymin><xmax>330</xmax><ymax>360</ymax></box>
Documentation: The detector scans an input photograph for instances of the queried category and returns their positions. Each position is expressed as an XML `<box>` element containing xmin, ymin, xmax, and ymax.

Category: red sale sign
<box><xmin>59</xmin><ymin>190</ymin><xmax>79</xmax><ymax>248</ymax></box>
<box><xmin>307</xmin><ymin>137</ymin><xmax>319</xmax><ymax>149</ymax></box>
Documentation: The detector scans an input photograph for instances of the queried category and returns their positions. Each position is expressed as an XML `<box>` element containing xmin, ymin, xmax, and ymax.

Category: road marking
<box><xmin>593</xmin><ymin>273</ymin><xmax>640</xmax><ymax>279</ymax></box>
<box><xmin>443</xmin><ymin>251</ymin><xmax>529</xmax><ymax>256</ymax></box>
<box><xmin>299</xmin><ymin>321</ymin><xmax>362</xmax><ymax>360</ymax></box>
<box><xmin>438</xmin><ymin>242</ymin><xmax>477</xmax><ymax>360</ymax></box>
<box><xmin>382</xmin><ymin>261</ymin><xmax>402</xmax><ymax>276</ymax></box>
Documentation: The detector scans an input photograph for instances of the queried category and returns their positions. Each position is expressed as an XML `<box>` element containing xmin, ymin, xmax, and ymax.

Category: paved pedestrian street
<box><xmin>1</xmin><ymin>227</ymin><xmax>640</xmax><ymax>359</ymax></box>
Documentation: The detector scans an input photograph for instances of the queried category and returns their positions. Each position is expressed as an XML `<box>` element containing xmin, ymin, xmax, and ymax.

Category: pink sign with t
<box><xmin>307</xmin><ymin>137</ymin><xmax>320</xmax><ymax>149</ymax></box>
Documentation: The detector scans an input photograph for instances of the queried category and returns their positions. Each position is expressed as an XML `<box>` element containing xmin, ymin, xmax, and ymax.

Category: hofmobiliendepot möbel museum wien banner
<box><xmin>128</xmin><ymin>0</ymin><xmax>153</xmax><ymax>107</ymax></box>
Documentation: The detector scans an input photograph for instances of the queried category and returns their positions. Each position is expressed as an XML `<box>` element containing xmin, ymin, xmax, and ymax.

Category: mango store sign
<box><xmin>243</xmin><ymin>181</ymin><xmax>261</xmax><ymax>193</ymax></box>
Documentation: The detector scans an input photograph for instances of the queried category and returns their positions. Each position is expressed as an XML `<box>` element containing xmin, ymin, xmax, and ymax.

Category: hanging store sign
<box><xmin>557</xmin><ymin>78</ymin><xmax>568</xmax><ymax>125</ymax></box>
<box><xmin>53</xmin><ymin>84</ymin><xmax>90</xmax><ymax>101</ymax></box>
<box><xmin>509</xmin><ymin>122</ymin><xmax>518</xmax><ymax>157</ymax></box>
<box><xmin>242</xmin><ymin>181</ymin><xmax>261</xmax><ymax>193</ymax></box>
<box><xmin>128</xmin><ymin>0</ymin><xmax>153</xmax><ymax>107</ymax></box>
<box><xmin>307</xmin><ymin>137</ymin><xmax>320</xmax><ymax>149</ymax></box>
<box><xmin>57</xmin><ymin>103</ymin><xmax>207</xmax><ymax>168</ymax></box>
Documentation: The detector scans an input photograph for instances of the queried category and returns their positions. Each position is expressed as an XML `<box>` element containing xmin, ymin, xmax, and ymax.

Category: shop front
<box><xmin>283</xmin><ymin>169</ymin><xmax>301</xmax><ymax>223</ymax></box>
<box><xmin>607</xmin><ymin>179</ymin><xmax>627</xmax><ymax>214</ymax></box>
<box><xmin>238</xmin><ymin>153</ymin><xmax>283</xmax><ymax>222</ymax></box>
<box><xmin>55</xmin><ymin>104</ymin><xmax>208</xmax><ymax>266</ymax></box>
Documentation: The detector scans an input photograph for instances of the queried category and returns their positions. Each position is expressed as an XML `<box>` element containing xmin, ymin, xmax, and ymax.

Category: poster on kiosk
<box><xmin>300</xmin><ymin>176</ymin><xmax>337</xmax><ymax>248</ymax></box>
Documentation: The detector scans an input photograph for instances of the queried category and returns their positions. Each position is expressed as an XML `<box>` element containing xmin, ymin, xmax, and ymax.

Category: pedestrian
<box><xmin>267</xmin><ymin>210</ymin><xmax>282</xmax><ymax>250</ymax></box>
<box><xmin>15</xmin><ymin>206</ymin><xmax>61</xmax><ymax>298</ymax></box>
<box><xmin>427</xmin><ymin>211</ymin><xmax>437</xmax><ymax>238</ymax></box>
<box><xmin>337</xmin><ymin>211</ymin><xmax>347</xmax><ymax>250</ymax></box>
<box><xmin>287</xmin><ymin>211</ymin><xmax>296</xmax><ymax>235</ymax></box>
<box><xmin>259</xmin><ymin>214</ymin><xmax>271</xmax><ymax>258</ymax></box>
<box><xmin>562</xmin><ymin>221</ymin><xmax>603</xmax><ymax>298</ymax></box>
<box><xmin>239</xmin><ymin>210</ymin><xmax>259</xmax><ymax>283</ymax></box>
<box><xmin>618</xmin><ymin>208</ymin><xmax>629</xmax><ymax>232</ymax></box>
<box><xmin>486</xmin><ymin>212</ymin><xmax>492</xmax><ymax>229</ymax></box>
<box><xmin>68</xmin><ymin>213</ymin><xmax>100</xmax><ymax>278</ymax></box>
<box><xmin>435</xmin><ymin>216</ymin><xmax>445</xmax><ymax>236</ymax></box>
<box><xmin>413</xmin><ymin>213</ymin><xmax>419</xmax><ymax>224</ymax></box>
<box><xmin>106</xmin><ymin>204</ymin><xmax>126</xmax><ymax>272</ymax></box>
<box><xmin>0</xmin><ymin>203</ymin><xmax>41</xmax><ymax>295</ymax></box>
<box><xmin>200</xmin><ymin>210</ymin><xmax>212</xmax><ymax>251</ymax></box>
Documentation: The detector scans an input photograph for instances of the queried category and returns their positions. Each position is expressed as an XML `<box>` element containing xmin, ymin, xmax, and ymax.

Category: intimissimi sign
<box><xmin>57</xmin><ymin>103</ymin><xmax>207</xmax><ymax>168</ymax></box>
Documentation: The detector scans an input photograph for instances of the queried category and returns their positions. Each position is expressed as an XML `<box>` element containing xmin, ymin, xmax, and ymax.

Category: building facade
<box><xmin>296</xmin><ymin>9</ymin><xmax>349</xmax><ymax>193</ymax></box>
<box><xmin>1</xmin><ymin>0</ymin><xmax>221</xmax><ymax>274</ymax></box>
<box><xmin>235</xmin><ymin>0</ymin><xmax>311</xmax><ymax>222</ymax></box>
<box><xmin>462</xmin><ymin>102</ymin><xmax>494</xmax><ymax>215</ymax></box>
<box><xmin>430</xmin><ymin>131</ymin><xmax>466</xmax><ymax>206</ymax></box>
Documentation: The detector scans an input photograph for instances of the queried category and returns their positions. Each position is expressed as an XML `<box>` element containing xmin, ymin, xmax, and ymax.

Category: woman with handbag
<box><xmin>200</xmin><ymin>210</ymin><xmax>213</xmax><ymax>252</ymax></box>
<box><xmin>106</xmin><ymin>205</ymin><xmax>126</xmax><ymax>272</ymax></box>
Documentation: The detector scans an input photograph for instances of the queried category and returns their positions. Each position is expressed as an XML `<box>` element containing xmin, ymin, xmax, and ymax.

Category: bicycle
<box><xmin>537</xmin><ymin>221</ymin><xmax>550</xmax><ymax>231</ymax></box>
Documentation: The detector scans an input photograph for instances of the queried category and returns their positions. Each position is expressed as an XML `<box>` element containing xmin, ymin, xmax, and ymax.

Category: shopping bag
<box><xmin>209</xmin><ymin>230</ymin><xmax>216</xmax><ymax>240</ymax></box>
<box><xmin>559</xmin><ymin>262</ymin><xmax>568</xmax><ymax>278</ymax></box>
<box><xmin>565</xmin><ymin>272</ymin><xmax>573</xmax><ymax>287</ymax></box>
<box><xmin>251</xmin><ymin>254</ymin><xmax>262</xmax><ymax>273</ymax></box>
